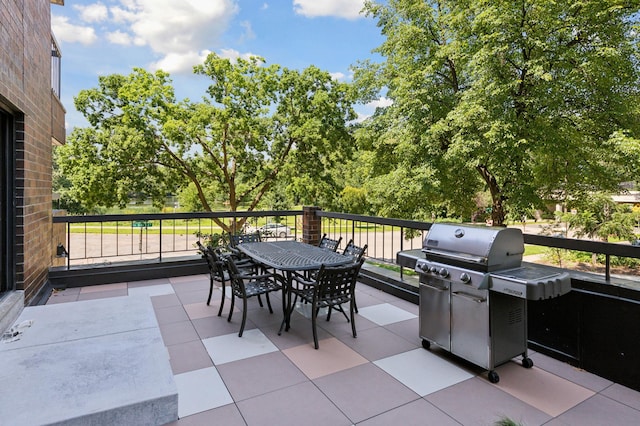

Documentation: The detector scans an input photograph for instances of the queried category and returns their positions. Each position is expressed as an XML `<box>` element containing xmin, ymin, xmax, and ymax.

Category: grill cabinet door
<box><xmin>419</xmin><ymin>278</ymin><xmax>450</xmax><ymax>351</ymax></box>
<box><xmin>450</xmin><ymin>283</ymin><xmax>490</xmax><ymax>369</ymax></box>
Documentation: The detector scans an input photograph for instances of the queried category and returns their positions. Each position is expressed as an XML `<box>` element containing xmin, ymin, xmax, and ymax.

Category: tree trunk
<box><xmin>476</xmin><ymin>165</ymin><xmax>506</xmax><ymax>226</ymax></box>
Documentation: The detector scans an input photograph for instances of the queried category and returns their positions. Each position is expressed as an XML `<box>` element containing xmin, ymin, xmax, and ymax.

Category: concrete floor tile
<box><xmin>600</xmin><ymin>383</ymin><xmax>640</xmax><ymax>411</ymax></box>
<box><xmin>314</xmin><ymin>363</ymin><xmax>420</xmax><ymax>423</ymax></box>
<box><xmin>217</xmin><ymin>351</ymin><xmax>308</xmax><ymax>401</ymax></box>
<box><xmin>155</xmin><ymin>305</ymin><xmax>189</xmax><ymax>325</ymax></box>
<box><xmin>492</xmin><ymin>361</ymin><xmax>595</xmax><ymax>417</ymax></box>
<box><xmin>547</xmin><ymin>394</ymin><xmax>640</xmax><ymax>425</ymax></box>
<box><xmin>339</xmin><ymin>325</ymin><xmax>419</xmax><ymax>361</ymax></box>
<box><xmin>282</xmin><ymin>337</ymin><xmax>368</xmax><ymax>379</ymax></box>
<box><xmin>357</xmin><ymin>303</ymin><xmax>417</xmax><ymax>326</ymax></box>
<box><xmin>159</xmin><ymin>320</ymin><xmax>200</xmax><ymax>346</ymax></box>
<box><xmin>358</xmin><ymin>399</ymin><xmax>460</xmax><ymax>426</ymax></box>
<box><xmin>128</xmin><ymin>283</ymin><xmax>175</xmax><ymax>297</ymax></box>
<box><xmin>174</xmin><ymin>367</ymin><xmax>232</xmax><ymax>418</ymax></box>
<box><xmin>167</xmin><ymin>340</ymin><xmax>214</xmax><ymax>375</ymax></box>
<box><xmin>374</xmin><ymin>348</ymin><xmax>474</xmax><ymax>396</ymax></box>
<box><xmin>426</xmin><ymin>377</ymin><xmax>552</xmax><ymax>425</ymax></box>
<box><xmin>80</xmin><ymin>283</ymin><xmax>127</xmax><ymax>293</ymax></box>
<box><xmin>236</xmin><ymin>381</ymin><xmax>351</xmax><ymax>426</ymax></box>
<box><xmin>202</xmin><ymin>329</ymin><xmax>279</xmax><ymax>365</ymax></box>
<box><xmin>165</xmin><ymin>404</ymin><xmax>245</xmax><ymax>426</ymax></box>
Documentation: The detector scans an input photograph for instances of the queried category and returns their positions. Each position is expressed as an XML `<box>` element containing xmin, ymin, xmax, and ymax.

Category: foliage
<box><xmin>52</xmin><ymin>147</ymin><xmax>89</xmax><ymax>214</ymax></box>
<box><xmin>561</xmin><ymin>193</ymin><xmax>636</xmax><ymax>242</ymax></box>
<box><xmin>632</xmin><ymin>205</ymin><xmax>640</xmax><ymax>229</ymax></box>
<box><xmin>338</xmin><ymin>186</ymin><xmax>372</xmax><ymax>214</ymax></box>
<box><xmin>493</xmin><ymin>418</ymin><xmax>524</xmax><ymax>426</ymax></box>
<box><xmin>571</xmin><ymin>251</ymin><xmax>639</xmax><ymax>269</ymax></box>
<box><xmin>195</xmin><ymin>231</ymin><xmax>229</xmax><ymax>251</ymax></box>
<box><xmin>56</xmin><ymin>54</ymin><xmax>355</xmax><ymax>232</ymax></box>
<box><xmin>354</xmin><ymin>0</ymin><xmax>640</xmax><ymax>225</ymax></box>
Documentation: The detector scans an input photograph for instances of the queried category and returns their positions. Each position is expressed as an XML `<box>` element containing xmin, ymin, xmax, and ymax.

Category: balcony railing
<box><xmin>52</xmin><ymin>210</ymin><xmax>640</xmax><ymax>287</ymax></box>
<box><xmin>52</xmin><ymin>211</ymin><xmax>303</xmax><ymax>268</ymax></box>
<box><xmin>51</xmin><ymin>34</ymin><xmax>61</xmax><ymax>99</ymax></box>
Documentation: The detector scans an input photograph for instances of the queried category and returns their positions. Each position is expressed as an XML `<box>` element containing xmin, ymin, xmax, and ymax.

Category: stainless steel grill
<box><xmin>399</xmin><ymin>223</ymin><xmax>571</xmax><ymax>383</ymax></box>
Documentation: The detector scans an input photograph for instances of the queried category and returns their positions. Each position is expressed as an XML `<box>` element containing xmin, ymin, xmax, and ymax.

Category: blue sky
<box><xmin>51</xmin><ymin>0</ymin><xmax>390</xmax><ymax>131</ymax></box>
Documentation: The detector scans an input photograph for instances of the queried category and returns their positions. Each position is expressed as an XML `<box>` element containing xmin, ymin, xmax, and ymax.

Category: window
<box><xmin>51</xmin><ymin>35</ymin><xmax>61</xmax><ymax>98</ymax></box>
<box><xmin>0</xmin><ymin>109</ymin><xmax>15</xmax><ymax>294</ymax></box>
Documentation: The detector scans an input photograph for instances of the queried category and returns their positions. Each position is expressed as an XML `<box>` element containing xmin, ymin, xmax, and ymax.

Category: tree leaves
<box><xmin>56</xmin><ymin>54</ymin><xmax>356</xmax><ymax>226</ymax></box>
<box><xmin>355</xmin><ymin>0</ymin><xmax>640</xmax><ymax>224</ymax></box>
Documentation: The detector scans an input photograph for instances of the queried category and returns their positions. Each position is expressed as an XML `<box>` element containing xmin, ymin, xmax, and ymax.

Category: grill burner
<box><xmin>400</xmin><ymin>223</ymin><xmax>571</xmax><ymax>384</ymax></box>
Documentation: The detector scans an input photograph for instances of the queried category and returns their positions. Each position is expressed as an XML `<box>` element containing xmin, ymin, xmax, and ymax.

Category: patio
<box><xmin>18</xmin><ymin>274</ymin><xmax>640</xmax><ymax>425</ymax></box>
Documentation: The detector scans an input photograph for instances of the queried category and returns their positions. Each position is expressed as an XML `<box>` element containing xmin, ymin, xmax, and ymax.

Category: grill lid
<box><xmin>423</xmin><ymin>223</ymin><xmax>524</xmax><ymax>271</ymax></box>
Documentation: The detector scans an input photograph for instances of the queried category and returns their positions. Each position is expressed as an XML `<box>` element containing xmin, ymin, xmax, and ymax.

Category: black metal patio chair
<box><xmin>196</xmin><ymin>240</ymin><xmax>259</xmax><ymax>317</ymax></box>
<box><xmin>228</xmin><ymin>231</ymin><xmax>262</xmax><ymax>253</ymax></box>
<box><xmin>318</xmin><ymin>234</ymin><xmax>342</xmax><ymax>252</ymax></box>
<box><xmin>342</xmin><ymin>240</ymin><xmax>367</xmax><ymax>313</ymax></box>
<box><xmin>289</xmin><ymin>259</ymin><xmax>364</xmax><ymax>349</ymax></box>
<box><xmin>225</xmin><ymin>256</ymin><xmax>285</xmax><ymax>337</ymax></box>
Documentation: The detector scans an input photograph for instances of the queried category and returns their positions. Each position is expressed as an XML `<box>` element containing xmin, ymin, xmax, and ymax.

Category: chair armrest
<box><xmin>239</xmin><ymin>273</ymin><xmax>274</xmax><ymax>281</ymax></box>
<box><xmin>292</xmin><ymin>272</ymin><xmax>316</xmax><ymax>287</ymax></box>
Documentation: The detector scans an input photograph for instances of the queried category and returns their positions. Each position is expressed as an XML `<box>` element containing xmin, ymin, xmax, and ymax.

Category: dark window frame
<box><xmin>0</xmin><ymin>108</ymin><xmax>16</xmax><ymax>294</ymax></box>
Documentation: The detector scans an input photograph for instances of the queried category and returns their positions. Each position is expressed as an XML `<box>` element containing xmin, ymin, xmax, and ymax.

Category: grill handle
<box><xmin>423</xmin><ymin>248</ymin><xmax>525</xmax><ymax>262</ymax></box>
<box><xmin>452</xmin><ymin>291</ymin><xmax>486</xmax><ymax>304</ymax></box>
<box><xmin>422</xmin><ymin>282</ymin><xmax>448</xmax><ymax>292</ymax></box>
<box><xmin>422</xmin><ymin>249</ymin><xmax>486</xmax><ymax>264</ymax></box>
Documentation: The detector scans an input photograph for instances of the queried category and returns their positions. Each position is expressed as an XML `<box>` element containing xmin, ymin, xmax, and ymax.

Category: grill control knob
<box><xmin>438</xmin><ymin>268</ymin><xmax>449</xmax><ymax>278</ymax></box>
<box><xmin>419</xmin><ymin>263</ymin><xmax>429</xmax><ymax>272</ymax></box>
<box><xmin>429</xmin><ymin>266</ymin><xmax>438</xmax><ymax>274</ymax></box>
<box><xmin>460</xmin><ymin>272</ymin><xmax>471</xmax><ymax>284</ymax></box>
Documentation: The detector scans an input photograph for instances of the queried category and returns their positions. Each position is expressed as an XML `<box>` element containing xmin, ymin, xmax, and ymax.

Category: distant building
<box><xmin>612</xmin><ymin>191</ymin><xmax>640</xmax><ymax>207</ymax></box>
<box><xmin>0</xmin><ymin>0</ymin><xmax>65</xmax><ymax>330</ymax></box>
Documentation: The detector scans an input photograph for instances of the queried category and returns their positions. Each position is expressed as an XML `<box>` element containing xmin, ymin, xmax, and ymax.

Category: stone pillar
<box><xmin>302</xmin><ymin>206</ymin><xmax>322</xmax><ymax>246</ymax></box>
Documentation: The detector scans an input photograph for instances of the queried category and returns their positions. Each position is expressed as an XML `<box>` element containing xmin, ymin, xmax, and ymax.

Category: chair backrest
<box><xmin>224</xmin><ymin>257</ymin><xmax>247</xmax><ymax>297</ymax></box>
<box><xmin>197</xmin><ymin>241</ymin><xmax>225</xmax><ymax>278</ymax></box>
<box><xmin>318</xmin><ymin>234</ymin><xmax>342</xmax><ymax>252</ymax></box>
<box><xmin>314</xmin><ymin>259</ymin><xmax>364</xmax><ymax>303</ymax></box>
<box><xmin>343</xmin><ymin>240</ymin><xmax>368</xmax><ymax>263</ymax></box>
<box><xmin>229</xmin><ymin>232</ymin><xmax>261</xmax><ymax>248</ymax></box>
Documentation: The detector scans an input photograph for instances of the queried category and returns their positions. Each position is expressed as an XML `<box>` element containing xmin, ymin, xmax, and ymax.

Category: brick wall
<box><xmin>0</xmin><ymin>0</ymin><xmax>56</xmax><ymax>304</ymax></box>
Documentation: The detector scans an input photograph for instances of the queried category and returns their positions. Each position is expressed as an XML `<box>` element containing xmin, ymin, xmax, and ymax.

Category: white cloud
<box><xmin>293</xmin><ymin>0</ymin><xmax>366</xmax><ymax>20</ymax></box>
<box><xmin>106</xmin><ymin>30</ymin><xmax>133</xmax><ymax>45</ymax></box>
<box><xmin>51</xmin><ymin>15</ymin><xmax>98</xmax><ymax>45</ymax></box>
<box><xmin>367</xmin><ymin>97</ymin><xmax>393</xmax><ymax>109</ymax></box>
<box><xmin>219</xmin><ymin>48</ymin><xmax>259</xmax><ymax>63</ymax></box>
<box><xmin>330</xmin><ymin>72</ymin><xmax>346</xmax><ymax>81</ymax></box>
<box><xmin>74</xmin><ymin>2</ymin><xmax>108</xmax><ymax>23</ymax></box>
<box><xmin>110</xmin><ymin>6</ymin><xmax>137</xmax><ymax>24</ymax></box>
<box><xmin>261</xmin><ymin>3</ymin><xmax>269</xmax><ymax>10</ymax></box>
<box><xmin>150</xmin><ymin>50</ymin><xmax>212</xmax><ymax>74</ymax></box>
<box><xmin>239</xmin><ymin>21</ymin><xmax>255</xmax><ymax>42</ymax></box>
<box><xmin>354</xmin><ymin>112</ymin><xmax>371</xmax><ymax>123</ymax></box>
<box><xmin>353</xmin><ymin>96</ymin><xmax>393</xmax><ymax>123</ymax></box>
<box><xmin>108</xmin><ymin>0</ymin><xmax>239</xmax><ymax>73</ymax></box>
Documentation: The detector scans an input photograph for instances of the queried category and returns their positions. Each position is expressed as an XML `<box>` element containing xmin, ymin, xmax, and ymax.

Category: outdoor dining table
<box><xmin>235</xmin><ymin>240</ymin><xmax>352</xmax><ymax>334</ymax></box>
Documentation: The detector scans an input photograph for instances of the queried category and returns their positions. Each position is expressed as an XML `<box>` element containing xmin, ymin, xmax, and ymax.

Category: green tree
<box><xmin>355</xmin><ymin>0</ymin><xmax>640</xmax><ymax>225</ymax></box>
<box><xmin>52</xmin><ymin>146</ymin><xmax>88</xmax><ymax>214</ymax></box>
<box><xmin>56</xmin><ymin>54</ymin><xmax>355</xmax><ymax>232</ymax></box>
<box><xmin>563</xmin><ymin>193</ymin><xmax>636</xmax><ymax>242</ymax></box>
